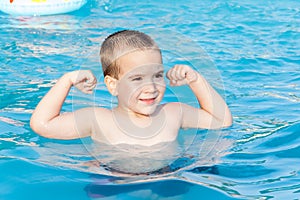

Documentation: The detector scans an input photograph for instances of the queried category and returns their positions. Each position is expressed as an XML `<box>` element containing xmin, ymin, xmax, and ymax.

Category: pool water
<box><xmin>1</xmin><ymin>0</ymin><xmax>300</xmax><ymax>199</ymax></box>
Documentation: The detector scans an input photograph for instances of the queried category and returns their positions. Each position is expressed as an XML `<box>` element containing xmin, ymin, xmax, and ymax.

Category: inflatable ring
<box><xmin>0</xmin><ymin>0</ymin><xmax>87</xmax><ymax>16</ymax></box>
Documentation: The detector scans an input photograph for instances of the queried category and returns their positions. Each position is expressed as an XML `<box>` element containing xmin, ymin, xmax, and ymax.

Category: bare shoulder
<box><xmin>73</xmin><ymin>107</ymin><xmax>112</xmax><ymax>125</ymax></box>
<box><xmin>162</xmin><ymin>102</ymin><xmax>200</xmax><ymax>128</ymax></box>
<box><xmin>91</xmin><ymin>106</ymin><xmax>111</xmax><ymax>113</ymax></box>
<box><xmin>162</xmin><ymin>102</ymin><xmax>181</xmax><ymax>108</ymax></box>
<box><xmin>89</xmin><ymin>106</ymin><xmax>112</xmax><ymax>119</ymax></box>
<box><xmin>161</xmin><ymin>102</ymin><xmax>184</xmax><ymax>119</ymax></box>
<box><xmin>84</xmin><ymin>107</ymin><xmax>113</xmax><ymax>142</ymax></box>
<box><xmin>162</xmin><ymin>102</ymin><xmax>189</xmax><ymax>113</ymax></box>
<box><xmin>73</xmin><ymin>106</ymin><xmax>109</xmax><ymax>116</ymax></box>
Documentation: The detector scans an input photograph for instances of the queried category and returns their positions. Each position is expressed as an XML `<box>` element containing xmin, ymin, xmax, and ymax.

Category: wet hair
<box><xmin>100</xmin><ymin>30</ymin><xmax>161</xmax><ymax>79</ymax></box>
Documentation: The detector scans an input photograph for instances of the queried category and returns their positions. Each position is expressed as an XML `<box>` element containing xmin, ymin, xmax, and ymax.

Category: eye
<box><xmin>131</xmin><ymin>76</ymin><xmax>143</xmax><ymax>81</ymax></box>
<box><xmin>154</xmin><ymin>72</ymin><xmax>164</xmax><ymax>79</ymax></box>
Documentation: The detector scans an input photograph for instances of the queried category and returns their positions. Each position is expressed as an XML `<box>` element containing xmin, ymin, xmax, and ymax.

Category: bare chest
<box><xmin>92</xmin><ymin>109</ymin><xmax>181</xmax><ymax>146</ymax></box>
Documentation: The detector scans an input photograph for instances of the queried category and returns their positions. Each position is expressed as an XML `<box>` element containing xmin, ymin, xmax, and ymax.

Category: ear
<box><xmin>104</xmin><ymin>75</ymin><xmax>118</xmax><ymax>96</ymax></box>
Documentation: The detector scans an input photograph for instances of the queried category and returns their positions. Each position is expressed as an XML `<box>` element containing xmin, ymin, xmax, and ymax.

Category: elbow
<box><xmin>30</xmin><ymin>116</ymin><xmax>50</xmax><ymax>138</ymax></box>
<box><xmin>222</xmin><ymin>117</ymin><xmax>233</xmax><ymax>128</ymax></box>
<box><xmin>212</xmin><ymin>112</ymin><xmax>233</xmax><ymax>129</ymax></box>
<box><xmin>211</xmin><ymin>119</ymin><xmax>232</xmax><ymax>129</ymax></box>
<box><xmin>30</xmin><ymin>116</ymin><xmax>38</xmax><ymax>133</ymax></box>
<box><xmin>220</xmin><ymin>111</ymin><xmax>233</xmax><ymax>128</ymax></box>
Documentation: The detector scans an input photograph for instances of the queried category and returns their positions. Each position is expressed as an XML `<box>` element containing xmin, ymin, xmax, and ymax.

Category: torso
<box><xmin>91</xmin><ymin>103</ymin><xmax>182</xmax><ymax>146</ymax></box>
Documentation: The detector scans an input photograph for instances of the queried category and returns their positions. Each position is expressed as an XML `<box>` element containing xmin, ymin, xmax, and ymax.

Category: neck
<box><xmin>114</xmin><ymin>106</ymin><xmax>152</xmax><ymax>127</ymax></box>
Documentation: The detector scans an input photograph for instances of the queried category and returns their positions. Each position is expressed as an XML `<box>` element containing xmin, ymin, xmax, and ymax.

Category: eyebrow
<box><xmin>156</xmin><ymin>70</ymin><xmax>164</xmax><ymax>74</ymax></box>
<box><xmin>127</xmin><ymin>73</ymin><xmax>145</xmax><ymax>79</ymax></box>
<box><xmin>127</xmin><ymin>70</ymin><xmax>164</xmax><ymax>78</ymax></box>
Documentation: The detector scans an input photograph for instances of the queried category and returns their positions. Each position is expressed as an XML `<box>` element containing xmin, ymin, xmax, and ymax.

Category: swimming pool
<box><xmin>1</xmin><ymin>0</ymin><xmax>300</xmax><ymax>199</ymax></box>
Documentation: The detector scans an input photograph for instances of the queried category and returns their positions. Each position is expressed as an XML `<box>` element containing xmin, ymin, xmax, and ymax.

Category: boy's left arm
<box><xmin>167</xmin><ymin>65</ymin><xmax>232</xmax><ymax>129</ymax></box>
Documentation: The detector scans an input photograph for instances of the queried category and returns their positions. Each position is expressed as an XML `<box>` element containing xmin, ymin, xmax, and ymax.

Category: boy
<box><xmin>30</xmin><ymin>30</ymin><xmax>232</xmax><ymax>147</ymax></box>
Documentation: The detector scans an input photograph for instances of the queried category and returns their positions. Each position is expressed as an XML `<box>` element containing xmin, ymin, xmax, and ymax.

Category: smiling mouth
<box><xmin>139</xmin><ymin>97</ymin><xmax>157</xmax><ymax>105</ymax></box>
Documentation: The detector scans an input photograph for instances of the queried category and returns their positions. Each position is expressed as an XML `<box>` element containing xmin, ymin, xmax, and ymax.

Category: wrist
<box><xmin>188</xmin><ymin>73</ymin><xmax>207</xmax><ymax>89</ymax></box>
<box><xmin>61</xmin><ymin>72</ymin><xmax>76</xmax><ymax>87</ymax></box>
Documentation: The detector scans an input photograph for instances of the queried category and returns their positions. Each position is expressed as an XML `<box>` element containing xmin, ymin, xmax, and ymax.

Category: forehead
<box><xmin>117</xmin><ymin>50</ymin><xmax>163</xmax><ymax>77</ymax></box>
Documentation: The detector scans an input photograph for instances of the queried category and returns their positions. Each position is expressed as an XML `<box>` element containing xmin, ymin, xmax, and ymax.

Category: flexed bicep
<box><xmin>30</xmin><ymin>70</ymin><xmax>98</xmax><ymax>138</ymax></box>
<box><xmin>34</xmin><ymin>107</ymin><xmax>94</xmax><ymax>139</ymax></box>
<box><xmin>180</xmin><ymin>103</ymin><xmax>231</xmax><ymax>129</ymax></box>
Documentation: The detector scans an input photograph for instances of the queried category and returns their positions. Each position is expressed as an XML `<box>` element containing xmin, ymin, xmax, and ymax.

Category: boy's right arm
<box><xmin>30</xmin><ymin>70</ymin><xmax>97</xmax><ymax>139</ymax></box>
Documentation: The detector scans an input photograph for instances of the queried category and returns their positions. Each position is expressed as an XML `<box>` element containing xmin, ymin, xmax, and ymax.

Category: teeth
<box><xmin>140</xmin><ymin>97</ymin><xmax>156</xmax><ymax>100</ymax></box>
<box><xmin>140</xmin><ymin>98</ymin><xmax>155</xmax><ymax>101</ymax></box>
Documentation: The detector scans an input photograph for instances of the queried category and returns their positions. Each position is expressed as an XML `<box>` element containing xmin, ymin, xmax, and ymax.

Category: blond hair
<box><xmin>100</xmin><ymin>30</ymin><xmax>161</xmax><ymax>79</ymax></box>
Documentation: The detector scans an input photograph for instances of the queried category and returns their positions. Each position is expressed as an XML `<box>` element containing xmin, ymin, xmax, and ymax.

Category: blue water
<box><xmin>1</xmin><ymin>0</ymin><xmax>300</xmax><ymax>199</ymax></box>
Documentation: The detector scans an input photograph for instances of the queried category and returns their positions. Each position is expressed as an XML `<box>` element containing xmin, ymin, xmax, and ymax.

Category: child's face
<box><xmin>116</xmin><ymin>50</ymin><xmax>166</xmax><ymax>116</ymax></box>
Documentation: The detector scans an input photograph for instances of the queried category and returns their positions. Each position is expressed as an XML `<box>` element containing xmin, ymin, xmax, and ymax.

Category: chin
<box><xmin>135</xmin><ymin>106</ymin><xmax>158</xmax><ymax>116</ymax></box>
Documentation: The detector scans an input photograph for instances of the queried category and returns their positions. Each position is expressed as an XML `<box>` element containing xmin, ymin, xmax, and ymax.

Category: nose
<box><xmin>143</xmin><ymin>81</ymin><xmax>158</xmax><ymax>94</ymax></box>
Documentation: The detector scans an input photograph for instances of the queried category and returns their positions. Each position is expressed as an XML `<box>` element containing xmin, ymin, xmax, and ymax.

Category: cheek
<box><xmin>158</xmin><ymin>86</ymin><xmax>166</xmax><ymax>97</ymax></box>
<box><xmin>157</xmin><ymin>81</ymin><xmax>166</xmax><ymax>93</ymax></box>
<box><xmin>118</xmin><ymin>83</ymin><xmax>140</xmax><ymax>100</ymax></box>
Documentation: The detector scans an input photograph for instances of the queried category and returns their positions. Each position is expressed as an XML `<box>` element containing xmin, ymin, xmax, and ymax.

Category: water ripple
<box><xmin>1</xmin><ymin>0</ymin><xmax>300</xmax><ymax>199</ymax></box>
